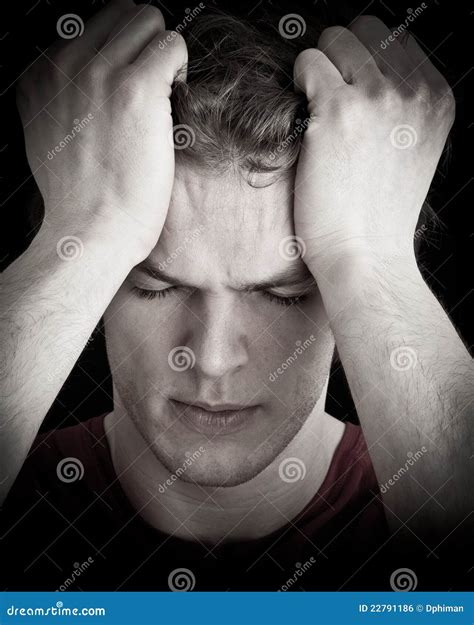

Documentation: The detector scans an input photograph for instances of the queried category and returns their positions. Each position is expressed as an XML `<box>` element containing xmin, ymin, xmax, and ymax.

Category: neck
<box><xmin>104</xmin><ymin>387</ymin><xmax>345</xmax><ymax>545</ymax></box>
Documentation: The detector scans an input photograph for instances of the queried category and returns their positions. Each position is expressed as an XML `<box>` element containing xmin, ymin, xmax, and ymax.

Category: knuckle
<box><xmin>351</xmin><ymin>15</ymin><xmax>384</xmax><ymax>30</ymax></box>
<box><xmin>295</xmin><ymin>47</ymin><xmax>320</xmax><ymax>65</ymax></box>
<box><xmin>49</xmin><ymin>46</ymin><xmax>72</xmax><ymax>72</ymax></box>
<box><xmin>416</xmin><ymin>81</ymin><xmax>433</xmax><ymax>104</ymax></box>
<box><xmin>437</xmin><ymin>87</ymin><xmax>456</xmax><ymax>122</ymax></box>
<box><xmin>115</xmin><ymin>68</ymin><xmax>147</xmax><ymax>101</ymax></box>
<box><xmin>86</xmin><ymin>58</ymin><xmax>108</xmax><ymax>82</ymax></box>
<box><xmin>318</xmin><ymin>26</ymin><xmax>348</xmax><ymax>49</ymax></box>
<box><xmin>135</xmin><ymin>4</ymin><xmax>165</xmax><ymax>29</ymax></box>
<box><xmin>294</xmin><ymin>48</ymin><xmax>325</xmax><ymax>84</ymax></box>
<box><xmin>330</xmin><ymin>88</ymin><xmax>362</xmax><ymax>119</ymax></box>
<box><xmin>167</xmin><ymin>31</ymin><xmax>187</xmax><ymax>55</ymax></box>
<box><xmin>364</xmin><ymin>74</ymin><xmax>389</xmax><ymax>100</ymax></box>
<box><xmin>443</xmin><ymin>86</ymin><xmax>455</xmax><ymax>110</ymax></box>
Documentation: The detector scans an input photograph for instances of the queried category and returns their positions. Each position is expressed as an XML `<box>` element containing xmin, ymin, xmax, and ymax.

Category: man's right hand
<box><xmin>16</xmin><ymin>0</ymin><xmax>187</xmax><ymax>261</ymax></box>
<box><xmin>0</xmin><ymin>0</ymin><xmax>187</xmax><ymax>505</ymax></box>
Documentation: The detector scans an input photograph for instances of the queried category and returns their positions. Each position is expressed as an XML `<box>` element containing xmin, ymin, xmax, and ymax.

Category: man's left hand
<box><xmin>293</xmin><ymin>16</ymin><xmax>455</xmax><ymax>277</ymax></box>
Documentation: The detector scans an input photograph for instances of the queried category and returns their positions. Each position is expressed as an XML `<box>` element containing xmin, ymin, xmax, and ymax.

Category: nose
<box><xmin>189</xmin><ymin>293</ymin><xmax>249</xmax><ymax>380</ymax></box>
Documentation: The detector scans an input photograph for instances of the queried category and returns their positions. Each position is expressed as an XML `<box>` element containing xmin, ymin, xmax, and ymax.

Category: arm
<box><xmin>294</xmin><ymin>16</ymin><xmax>473</xmax><ymax>551</ymax></box>
<box><xmin>0</xmin><ymin>219</ymin><xmax>142</xmax><ymax>504</ymax></box>
<box><xmin>0</xmin><ymin>0</ymin><xmax>187</xmax><ymax>504</ymax></box>
<box><xmin>311</xmin><ymin>250</ymin><xmax>473</xmax><ymax>546</ymax></box>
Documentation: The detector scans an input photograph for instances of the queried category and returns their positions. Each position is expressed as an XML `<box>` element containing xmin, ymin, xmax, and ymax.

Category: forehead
<box><xmin>149</xmin><ymin>164</ymin><xmax>301</xmax><ymax>285</ymax></box>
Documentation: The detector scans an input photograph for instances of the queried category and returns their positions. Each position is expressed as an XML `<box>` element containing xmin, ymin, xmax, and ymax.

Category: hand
<box><xmin>293</xmin><ymin>16</ymin><xmax>455</xmax><ymax>276</ymax></box>
<box><xmin>16</xmin><ymin>0</ymin><xmax>187</xmax><ymax>261</ymax></box>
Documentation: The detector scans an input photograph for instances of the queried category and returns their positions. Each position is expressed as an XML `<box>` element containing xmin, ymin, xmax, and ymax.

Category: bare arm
<box><xmin>0</xmin><ymin>219</ymin><xmax>142</xmax><ymax>503</ymax></box>
<box><xmin>0</xmin><ymin>0</ymin><xmax>187</xmax><ymax>504</ymax></box>
<box><xmin>294</xmin><ymin>15</ymin><xmax>473</xmax><ymax>553</ymax></box>
<box><xmin>312</xmin><ymin>252</ymin><xmax>473</xmax><ymax>550</ymax></box>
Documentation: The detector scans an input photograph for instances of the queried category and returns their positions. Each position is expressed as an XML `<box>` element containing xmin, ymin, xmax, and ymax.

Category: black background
<box><xmin>1</xmin><ymin>0</ymin><xmax>472</xmax><ymax>431</ymax></box>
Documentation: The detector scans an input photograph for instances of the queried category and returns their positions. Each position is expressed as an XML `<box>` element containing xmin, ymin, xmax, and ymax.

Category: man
<box><xmin>1</xmin><ymin>0</ymin><xmax>472</xmax><ymax>591</ymax></box>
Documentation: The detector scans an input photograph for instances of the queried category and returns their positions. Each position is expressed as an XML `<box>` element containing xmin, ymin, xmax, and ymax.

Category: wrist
<box><xmin>307</xmin><ymin>246</ymin><xmax>420</xmax><ymax>296</ymax></box>
<box><xmin>31</xmin><ymin>219</ymin><xmax>142</xmax><ymax>279</ymax></box>
<box><xmin>41</xmin><ymin>203</ymin><xmax>155</xmax><ymax>268</ymax></box>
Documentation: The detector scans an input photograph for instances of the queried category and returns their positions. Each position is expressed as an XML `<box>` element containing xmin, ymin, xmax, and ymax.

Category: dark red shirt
<box><xmin>0</xmin><ymin>414</ymin><xmax>459</xmax><ymax>590</ymax></box>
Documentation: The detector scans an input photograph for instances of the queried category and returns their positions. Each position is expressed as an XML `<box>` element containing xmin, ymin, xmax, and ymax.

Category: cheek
<box><xmin>259</xmin><ymin>297</ymin><xmax>334</xmax><ymax>387</ymax></box>
<box><xmin>104</xmin><ymin>287</ymin><xmax>332</xmax><ymax>379</ymax></box>
<box><xmin>266</xmin><ymin>292</ymin><xmax>329</xmax><ymax>347</ymax></box>
<box><xmin>104</xmin><ymin>292</ymin><xmax>172</xmax><ymax>378</ymax></box>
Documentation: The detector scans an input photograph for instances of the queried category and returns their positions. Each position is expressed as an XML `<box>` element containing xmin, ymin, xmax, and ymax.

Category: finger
<box><xmin>317</xmin><ymin>26</ymin><xmax>381</xmax><ymax>84</ymax></box>
<box><xmin>100</xmin><ymin>4</ymin><xmax>166</xmax><ymax>65</ymax></box>
<box><xmin>402</xmin><ymin>34</ymin><xmax>450</xmax><ymax>92</ymax></box>
<box><xmin>82</xmin><ymin>0</ymin><xmax>136</xmax><ymax>51</ymax></box>
<box><xmin>133</xmin><ymin>31</ymin><xmax>188</xmax><ymax>94</ymax></box>
<box><xmin>45</xmin><ymin>0</ymin><xmax>135</xmax><ymax>72</ymax></box>
<box><xmin>294</xmin><ymin>48</ymin><xmax>345</xmax><ymax>108</ymax></box>
<box><xmin>349</xmin><ymin>16</ymin><xmax>414</xmax><ymax>82</ymax></box>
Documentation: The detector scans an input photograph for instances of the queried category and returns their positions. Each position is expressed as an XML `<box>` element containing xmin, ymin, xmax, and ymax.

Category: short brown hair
<box><xmin>170</xmin><ymin>12</ymin><xmax>321</xmax><ymax>177</ymax></box>
<box><xmin>170</xmin><ymin>11</ymin><xmax>444</xmax><ymax>251</ymax></box>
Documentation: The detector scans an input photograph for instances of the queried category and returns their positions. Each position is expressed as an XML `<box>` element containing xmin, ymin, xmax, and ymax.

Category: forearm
<box><xmin>311</xmin><ymin>251</ymin><xmax>473</xmax><ymax>547</ymax></box>
<box><xmin>0</xmin><ymin>217</ymin><xmax>140</xmax><ymax>504</ymax></box>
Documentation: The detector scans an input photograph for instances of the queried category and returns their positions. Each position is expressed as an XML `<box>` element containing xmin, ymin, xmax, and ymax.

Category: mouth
<box><xmin>169</xmin><ymin>398</ymin><xmax>260</xmax><ymax>436</ymax></box>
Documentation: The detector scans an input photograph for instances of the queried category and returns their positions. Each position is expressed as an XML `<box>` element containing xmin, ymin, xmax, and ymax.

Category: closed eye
<box><xmin>262</xmin><ymin>291</ymin><xmax>310</xmax><ymax>307</ymax></box>
<box><xmin>131</xmin><ymin>285</ymin><xmax>310</xmax><ymax>306</ymax></box>
<box><xmin>131</xmin><ymin>286</ymin><xmax>176</xmax><ymax>300</ymax></box>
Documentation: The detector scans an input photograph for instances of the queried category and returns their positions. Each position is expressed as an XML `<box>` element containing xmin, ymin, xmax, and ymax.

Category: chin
<box><xmin>179</xmin><ymin>461</ymin><xmax>265</xmax><ymax>488</ymax></box>
<box><xmin>149</xmin><ymin>436</ymin><xmax>272</xmax><ymax>488</ymax></box>
<box><xmin>130</xmin><ymin>399</ymin><xmax>307</xmax><ymax>487</ymax></box>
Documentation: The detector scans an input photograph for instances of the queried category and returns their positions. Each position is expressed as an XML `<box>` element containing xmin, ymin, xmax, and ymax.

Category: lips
<box><xmin>169</xmin><ymin>398</ymin><xmax>260</xmax><ymax>436</ymax></box>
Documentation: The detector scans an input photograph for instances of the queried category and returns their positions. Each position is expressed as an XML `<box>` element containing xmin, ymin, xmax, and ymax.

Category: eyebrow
<box><xmin>134</xmin><ymin>258</ymin><xmax>317</xmax><ymax>292</ymax></box>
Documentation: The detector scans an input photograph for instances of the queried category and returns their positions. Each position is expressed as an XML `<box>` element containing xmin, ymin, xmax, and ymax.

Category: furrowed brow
<box><xmin>134</xmin><ymin>259</ymin><xmax>317</xmax><ymax>291</ymax></box>
<box><xmin>134</xmin><ymin>260</ymin><xmax>190</xmax><ymax>287</ymax></box>
<box><xmin>242</xmin><ymin>266</ymin><xmax>317</xmax><ymax>292</ymax></box>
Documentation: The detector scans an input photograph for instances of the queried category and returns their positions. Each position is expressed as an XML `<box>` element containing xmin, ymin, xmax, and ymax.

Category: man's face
<box><xmin>104</xmin><ymin>164</ymin><xmax>334</xmax><ymax>487</ymax></box>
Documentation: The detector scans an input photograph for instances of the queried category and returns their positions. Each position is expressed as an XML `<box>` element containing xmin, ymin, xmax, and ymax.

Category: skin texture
<box><xmin>1</xmin><ymin>2</ymin><xmax>472</xmax><ymax>561</ymax></box>
<box><xmin>1</xmin><ymin>1</ymin><xmax>184</xmax><ymax>503</ymax></box>
<box><xmin>16</xmin><ymin>0</ymin><xmax>185</xmax><ymax>255</ymax></box>
<box><xmin>293</xmin><ymin>19</ymin><xmax>456</xmax><ymax>267</ymax></box>
<box><xmin>293</xmin><ymin>17</ymin><xmax>473</xmax><ymax>553</ymax></box>
<box><xmin>104</xmin><ymin>166</ymin><xmax>338</xmax><ymax>491</ymax></box>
